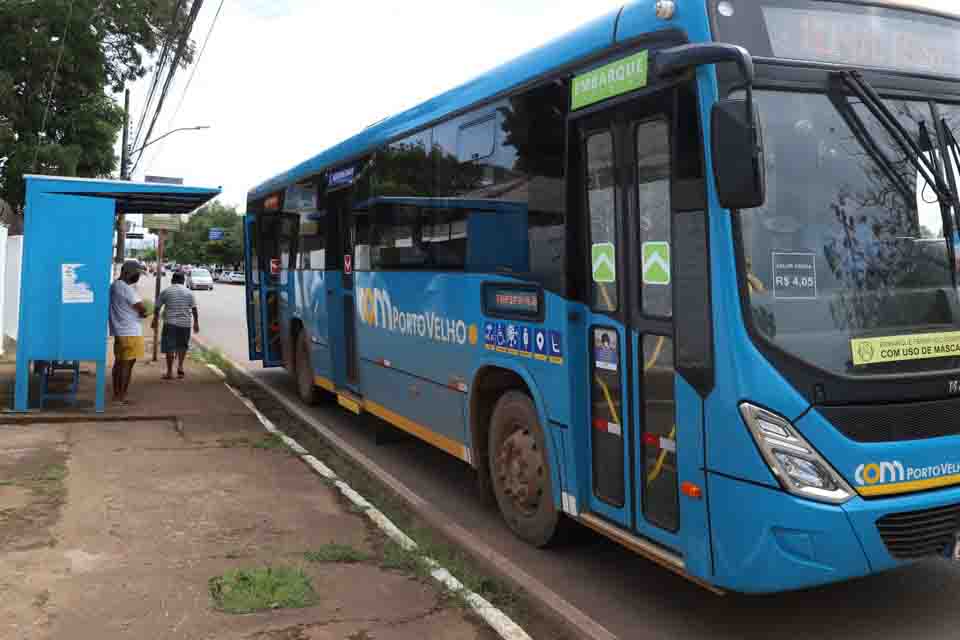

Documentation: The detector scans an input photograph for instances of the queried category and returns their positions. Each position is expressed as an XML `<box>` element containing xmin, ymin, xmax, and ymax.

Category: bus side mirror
<box><xmin>712</xmin><ymin>99</ymin><xmax>765</xmax><ymax>210</ymax></box>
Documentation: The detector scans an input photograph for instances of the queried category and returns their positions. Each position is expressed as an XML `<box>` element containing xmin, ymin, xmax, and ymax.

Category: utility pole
<box><xmin>117</xmin><ymin>88</ymin><xmax>130</xmax><ymax>264</ymax></box>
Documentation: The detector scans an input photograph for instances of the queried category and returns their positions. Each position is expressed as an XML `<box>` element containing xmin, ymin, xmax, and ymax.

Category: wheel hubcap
<box><xmin>495</xmin><ymin>426</ymin><xmax>544</xmax><ymax>515</ymax></box>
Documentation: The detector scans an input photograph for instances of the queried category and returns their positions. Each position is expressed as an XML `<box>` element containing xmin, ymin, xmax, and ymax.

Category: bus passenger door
<box><xmin>327</xmin><ymin>191</ymin><xmax>360</xmax><ymax>392</ymax></box>
<box><xmin>244</xmin><ymin>213</ymin><xmax>283</xmax><ymax>366</ymax></box>
<box><xmin>575</xmin><ymin>89</ymin><xmax>684</xmax><ymax>549</ymax></box>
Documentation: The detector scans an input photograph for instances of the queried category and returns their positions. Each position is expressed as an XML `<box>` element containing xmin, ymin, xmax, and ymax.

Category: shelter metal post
<box><xmin>152</xmin><ymin>230</ymin><xmax>165</xmax><ymax>363</ymax></box>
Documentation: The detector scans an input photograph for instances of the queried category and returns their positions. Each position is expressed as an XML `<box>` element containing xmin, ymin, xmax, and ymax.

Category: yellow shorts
<box><xmin>113</xmin><ymin>336</ymin><xmax>145</xmax><ymax>361</ymax></box>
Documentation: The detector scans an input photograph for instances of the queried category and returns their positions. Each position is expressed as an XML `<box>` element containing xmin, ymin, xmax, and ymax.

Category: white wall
<box><xmin>0</xmin><ymin>227</ymin><xmax>6</xmax><ymax>354</ymax></box>
<box><xmin>4</xmin><ymin>233</ymin><xmax>22</xmax><ymax>344</ymax></box>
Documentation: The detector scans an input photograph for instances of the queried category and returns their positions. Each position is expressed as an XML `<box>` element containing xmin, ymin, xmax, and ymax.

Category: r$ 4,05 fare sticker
<box><xmin>772</xmin><ymin>252</ymin><xmax>817</xmax><ymax>300</ymax></box>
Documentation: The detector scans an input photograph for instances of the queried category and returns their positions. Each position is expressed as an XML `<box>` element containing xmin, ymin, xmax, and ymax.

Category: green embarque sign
<box><xmin>571</xmin><ymin>50</ymin><xmax>649</xmax><ymax>111</ymax></box>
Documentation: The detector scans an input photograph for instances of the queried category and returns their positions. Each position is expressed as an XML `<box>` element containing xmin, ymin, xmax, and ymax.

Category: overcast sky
<box><xmin>122</xmin><ymin>0</ymin><xmax>626</xmax><ymax>211</ymax></box>
<box><xmin>120</xmin><ymin>0</ymin><xmax>960</xmax><ymax>218</ymax></box>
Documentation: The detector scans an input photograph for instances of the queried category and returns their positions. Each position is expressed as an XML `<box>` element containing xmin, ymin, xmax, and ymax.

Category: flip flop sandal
<box><xmin>177</xmin><ymin>370</ymin><xmax>185</xmax><ymax>379</ymax></box>
<box><xmin>162</xmin><ymin>374</ymin><xmax>174</xmax><ymax>380</ymax></box>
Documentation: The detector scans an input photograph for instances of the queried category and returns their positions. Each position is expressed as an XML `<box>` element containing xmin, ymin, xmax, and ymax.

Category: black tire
<box><xmin>488</xmin><ymin>391</ymin><xmax>560</xmax><ymax>547</ymax></box>
<box><xmin>295</xmin><ymin>330</ymin><xmax>321</xmax><ymax>405</ymax></box>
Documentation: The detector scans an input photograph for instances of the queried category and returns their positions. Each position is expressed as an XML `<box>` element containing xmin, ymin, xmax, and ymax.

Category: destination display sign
<box><xmin>763</xmin><ymin>6</ymin><xmax>960</xmax><ymax>78</ymax></box>
<box><xmin>711</xmin><ymin>1</ymin><xmax>960</xmax><ymax>79</ymax></box>
<box><xmin>483</xmin><ymin>284</ymin><xmax>541</xmax><ymax>319</ymax></box>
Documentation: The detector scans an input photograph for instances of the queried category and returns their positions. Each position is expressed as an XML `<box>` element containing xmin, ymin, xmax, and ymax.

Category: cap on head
<box><xmin>120</xmin><ymin>259</ymin><xmax>145</xmax><ymax>278</ymax></box>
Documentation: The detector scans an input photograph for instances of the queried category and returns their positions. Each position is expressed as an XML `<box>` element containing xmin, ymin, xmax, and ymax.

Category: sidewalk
<box><xmin>0</xmin><ymin>341</ymin><xmax>491</xmax><ymax>639</ymax></box>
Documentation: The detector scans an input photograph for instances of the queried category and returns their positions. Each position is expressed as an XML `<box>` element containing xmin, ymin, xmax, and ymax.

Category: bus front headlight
<box><xmin>739</xmin><ymin>403</ymin><xmax>854</xmax><ymax>505</ymax></box>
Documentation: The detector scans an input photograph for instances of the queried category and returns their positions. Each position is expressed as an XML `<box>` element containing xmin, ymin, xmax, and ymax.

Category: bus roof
<box><xmin>249</xmin><ymin>3</ymin><xmax>639</xmax><ymax>202</ymax></box>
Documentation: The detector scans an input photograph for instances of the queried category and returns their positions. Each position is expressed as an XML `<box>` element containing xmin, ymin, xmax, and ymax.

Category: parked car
<box><xmin>186</xmin><ymin>268</ymin><xmax>214</xmax><ymax>290</ymax></box>
<box><xmin>228</xmin><ymin>271</ymin><xmax>245</xmax><ymax>284</ymax></box>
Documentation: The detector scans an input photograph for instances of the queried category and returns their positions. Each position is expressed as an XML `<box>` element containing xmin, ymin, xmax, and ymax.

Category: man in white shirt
<box><xmin>110</xmin><ymin>260</ymin><xmax>147</xmax><ymax>403</ymax></box>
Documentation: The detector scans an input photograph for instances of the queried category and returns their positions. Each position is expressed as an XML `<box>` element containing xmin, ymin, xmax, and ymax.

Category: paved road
<box><xmin>187</xmin><ymin>279</ymin><xmax>960</xmax><ymax>640</ymax></box>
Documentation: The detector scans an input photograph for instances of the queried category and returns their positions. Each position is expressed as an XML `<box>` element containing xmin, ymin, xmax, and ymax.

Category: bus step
<box><xmin>336</xmin><ymin>390</ymin><xmax>363</xmax><ymax>415</ymax></box>
<box><xmin>374</xmin><ymin>419</ymin><xmax>410</xmax><ymax>446</ymax></box>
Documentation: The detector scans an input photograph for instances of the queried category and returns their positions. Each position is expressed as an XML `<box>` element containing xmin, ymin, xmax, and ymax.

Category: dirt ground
<box><xmin>0</xmin><ymin>357</ymin><xmax>493</xmax><ymax>640</ymax></box>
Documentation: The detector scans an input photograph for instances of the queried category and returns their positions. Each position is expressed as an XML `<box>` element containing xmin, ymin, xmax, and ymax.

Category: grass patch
<box><xmin>209</xmin><ymin>566</ymin><xmax>317</xmax><ymax>614</ymax></box>
<box><xmin>304</xmin><ymin>543</ymin><xmax>370</xmax><ymax>564</ymax></box>
<box><xmin>380</xmin><ymin>541</ymin><xmax>431</xmax><ymax>579</ymax></box>
<box><xmin>252</xmin><ymin>434</ymin><xmax>289</xmax><ymax>451</ymax></box>
<box><xmin>190</xmin><ymin>346</ymin><xmax>233</xmax><ymax>373</ymax></box>
<box><xmin>0</xmin><ymin>480</ymin><xmax>15</xmax><ymax>487</ymax></box>
<box><xmin>33</xmin><ymin>464</ymin><xmax>67</xmax><ymax>483</ymax></box>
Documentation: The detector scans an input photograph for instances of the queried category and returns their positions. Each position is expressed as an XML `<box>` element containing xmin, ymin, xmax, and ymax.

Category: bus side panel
<box><xmin>300</xmin><ymin>269</ymin><xmax>334</xmax><ymax>384</ymax></box>
<box><xmin>360</xmin><ymin>359</ymin><xmax>468</xmax><ymax>459</ymax></box>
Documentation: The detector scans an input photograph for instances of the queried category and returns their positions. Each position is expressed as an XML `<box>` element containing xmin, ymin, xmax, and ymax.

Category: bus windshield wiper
<box><xmin>831</xmin><ymin>70</ymin><xmax>960</xmax><ymax>209</ymax></box>
<box><xmin>827</xmin><ymin>92</ymin><xmax>914</xmax><ymax>205</ymax></box>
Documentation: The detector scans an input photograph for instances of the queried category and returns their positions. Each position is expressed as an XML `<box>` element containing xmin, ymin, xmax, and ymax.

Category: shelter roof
<box><xmin>24</xmin><ymin>175</ymin><xmax>220</xmax><ymax>215</ymax></box>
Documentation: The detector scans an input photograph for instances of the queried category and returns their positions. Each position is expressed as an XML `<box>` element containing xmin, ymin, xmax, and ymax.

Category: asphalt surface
<box><xmin>180</xmin><ymin>277</ymin><xmax>960</xmax><ymax>640</ymax></box>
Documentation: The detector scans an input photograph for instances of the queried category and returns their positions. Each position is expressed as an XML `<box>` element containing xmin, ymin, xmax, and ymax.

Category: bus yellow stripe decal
<box><xmin>365</xmin><ymin>400</ymin><xmax>469</xmax><ymax>462</ymax></box>
<box><xmin>857</xmin><ymin>473</ymin><xmax>960</xmax><ymax>496</ymax></box>
<box><xmin>314</xmin><ymin>376</ymin><xmax>335</xmax><ymax>392</ymax></box>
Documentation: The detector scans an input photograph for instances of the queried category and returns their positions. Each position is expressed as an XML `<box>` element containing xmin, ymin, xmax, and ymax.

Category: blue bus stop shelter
<box><xmin>13</xmin><ymin>175</ymin><xmax>220</xmax><ymax>413</ymax></box>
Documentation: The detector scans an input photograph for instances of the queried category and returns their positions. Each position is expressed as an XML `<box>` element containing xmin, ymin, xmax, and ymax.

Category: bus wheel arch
<box><xmin>291</xmin><ymin>320</ymin><xmax>320</xmax><ymax>405</ymax></box>
<box><xmin>488</xmin><ymin>389</ymin><xmax>560</xmax><ymax>547</ymax></box>
<box><xmin>470</xmin><ymin>366</ymin><xmax>526</xmax><ymax>498</ymax></box>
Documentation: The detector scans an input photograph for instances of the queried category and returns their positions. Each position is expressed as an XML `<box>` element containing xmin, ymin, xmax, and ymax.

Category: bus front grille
<box><xmin>876</xmin><ymin>503</ymin><xmax>960</xmax><ymax>560</ymax></box>
<box><xmin>818</xmin><ymin>397</ymin><xmax>960</xmax><ymax>443</ymax></box>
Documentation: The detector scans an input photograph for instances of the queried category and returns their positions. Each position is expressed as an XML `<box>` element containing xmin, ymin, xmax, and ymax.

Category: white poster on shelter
<box><xmin>62</xmin><ymin>263</ymin><xmax>94</xmax><ymax>304</ymax></box>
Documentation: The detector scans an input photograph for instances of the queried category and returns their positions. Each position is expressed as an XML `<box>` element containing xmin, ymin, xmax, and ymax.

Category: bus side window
<box><xmin>636</xmin><ymin>119</ymin><xmax>672</xmax><ymax>318</ymax></box>
<box><xmin>371</xmin><ymin>203</ymin><xmax>427</xmax><ymax>269</ymax></box>
<box><xmin>421</xmin><ymin>207</ymin><xmax>467</xmax><ymax>269</ymax></box>
<box><xmin>299</xmin><ymin>216</ymin><xmax>326</xmax><ymax>271</ymax></box>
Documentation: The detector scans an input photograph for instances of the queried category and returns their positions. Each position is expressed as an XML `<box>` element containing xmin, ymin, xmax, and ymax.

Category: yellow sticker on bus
<box><xmin>850</xmin><ymin>331</ymin><xmax>960</xmax><ymax>366</ymax></box>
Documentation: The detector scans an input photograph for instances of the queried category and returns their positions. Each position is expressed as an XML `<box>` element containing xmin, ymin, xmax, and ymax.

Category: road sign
<box><xmin>144</xmin><ymin>214</ymin><xmax>181</xmax><ymax>231</ymax></box>
<box><xmin>144</xmin><ymin>175</ymin><xmax>184</xmax><ymax>185</ymax></box>
<box><xmin>209</xmin><ymin>227</ymin><xmax>225</xmax><ymax>241</ymax></box>
<box><xmin>591</xmin><ymin>242</ymin><xmax>616</xmax><ymax>283</ymax></box>
<box><xmin>642</xmin><ymin>241</ymin><xmax>671</xmax><ymax>285</ymax></box>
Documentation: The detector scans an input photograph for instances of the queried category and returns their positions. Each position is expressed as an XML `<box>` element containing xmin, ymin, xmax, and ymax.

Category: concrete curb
<box><xmin>222</xmin><ymin>375</ymin><xmax>533</xmax><ymax>640</ymax></box>
<box><xmin>196</xmin><ymin>341</ymin><xmax>617</xmax><ymax>640</ymax></box>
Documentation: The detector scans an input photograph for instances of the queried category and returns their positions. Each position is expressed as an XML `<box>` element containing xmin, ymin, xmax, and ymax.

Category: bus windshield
<box><xmin>738</xmin><ymin>91</ymin><xmax>960</xmax><ymax>377</ymax></box>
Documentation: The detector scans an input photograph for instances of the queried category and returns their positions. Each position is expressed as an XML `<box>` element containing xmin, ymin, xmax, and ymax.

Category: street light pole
<box><xmin>115</xmin><ymin>122</ymin><xmax>209</xmax><ymax>267</ymax></box>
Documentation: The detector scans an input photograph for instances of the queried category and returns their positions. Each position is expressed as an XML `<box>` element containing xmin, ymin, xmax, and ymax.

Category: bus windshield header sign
<box><xmin>571</xmin><ymin>51</ymin><xmax>648</xmax><ymax>111</ymax></box>
<box><xmin>763</xmin><ymin>6</ymin><xmax>960</xmax><ymax>77</ymax></box>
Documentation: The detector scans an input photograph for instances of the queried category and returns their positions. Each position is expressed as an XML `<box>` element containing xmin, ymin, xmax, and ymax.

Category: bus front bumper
<box><xmin>708</xmin><ymin>473</ymin><xmax>960</xmax><ymax>592</ymax></box>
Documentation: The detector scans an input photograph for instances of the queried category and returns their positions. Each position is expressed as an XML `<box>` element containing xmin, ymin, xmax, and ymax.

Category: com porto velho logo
<box><xmin>855</xmin><ymin>461</ymin><xmax>905</xmax><ymax>486</ymax></box>
<box><xmin>356</xmin><ymin>287</ymin><xmax>478</xmax><ymax>346</ymax></box>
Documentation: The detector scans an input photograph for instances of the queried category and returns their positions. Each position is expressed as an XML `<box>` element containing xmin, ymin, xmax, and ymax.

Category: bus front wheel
<box><xmin>489</xmin><ymin>391</ymin><xmax>559</xmax><ymax>547</ymax></box>
<box><xmin>295</xmin><ymin>331</ymin><xmax>321</xmax><ymax>406</ymax></box>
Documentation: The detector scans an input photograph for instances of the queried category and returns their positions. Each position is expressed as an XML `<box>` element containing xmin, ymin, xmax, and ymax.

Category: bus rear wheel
<box><xmin>295</xmin><ymin>331</ymin><xmax>321</xmax><ymax>405</ymax></box>
<box><xmin>489</xmin><ymin>391</ymin><xmax>559</xmax><ymax>547</ymax></box>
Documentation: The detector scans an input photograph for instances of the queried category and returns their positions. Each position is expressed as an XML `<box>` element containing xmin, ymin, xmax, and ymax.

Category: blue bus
<box><xmin>245</xmin><ymin>0</ymin><xmax>960</xmax><ymax>592</ymax></box>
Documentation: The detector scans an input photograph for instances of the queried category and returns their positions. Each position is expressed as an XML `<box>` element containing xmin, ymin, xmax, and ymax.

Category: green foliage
<box><xmin>164</xmin><ymin>201</ymin><xmax>244</xmax><ymax>267</ymax></box>
<box><xmin>304</xmin><ymin>544</ymin><xmax>370</xmax><ymax>564</ymax></box>
<box><xmin>0</xmin><ymin>0</ymin><xmax>196</xmax><ymax>214</ymax></box>
<box><xmin>209</xmin><ymin>566</ymin><xmax>318</xmax><ymax>614</ymax></box>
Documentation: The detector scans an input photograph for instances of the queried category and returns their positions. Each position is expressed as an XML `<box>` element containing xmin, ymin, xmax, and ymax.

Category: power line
<box><xmin>132</xmin><ymin>0</ymin><xmax>185</xmax><ymax>153</ymax></box>
<box><xmin>146</xmin><ymin>0</ymin><xmax>226</xmax><ymax>171</ymax></box>
<box><xmin>170</xmin><ymin>0</ymin><xmax>226</xmax><ymax>128</ymax></box>
<box><xmin>32</xmin><ymin>0</ymin><xmax>76</xmax><ymax>172</ymax></box>
<box><xmin>131</xmin><ymin>0</ymin><xmax>205</xmax><ymax>175</ymax></box>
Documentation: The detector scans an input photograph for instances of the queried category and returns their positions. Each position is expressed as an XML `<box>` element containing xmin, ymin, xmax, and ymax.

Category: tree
<box><xmin>165</xmin><ymin>202</ymin><xmax>244</xmax><ymax>268</ymax></box>
<box><xmin>0</xmin><ymin>0</ymin><xmax>196</xmax><ymax>219</ymax></box>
